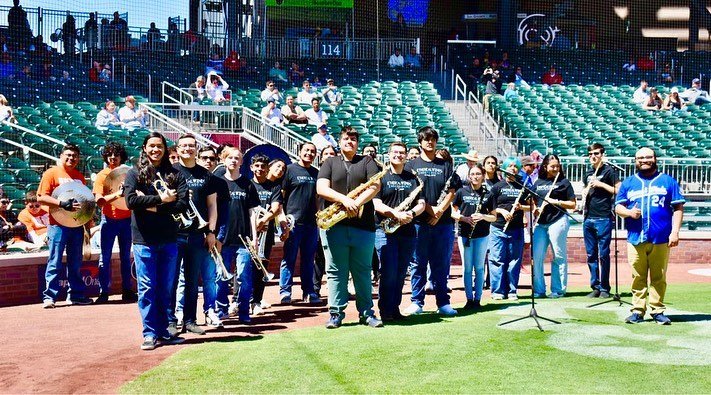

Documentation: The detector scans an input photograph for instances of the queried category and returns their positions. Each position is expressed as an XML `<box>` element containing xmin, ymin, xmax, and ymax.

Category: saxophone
<box><xmin>381</xmin><ymin>172</ymin><xmax>424</xmax><ymax>234</ymax></box>
<box><xmin>316</xmin><ymin>167</ymin><xmax>388</xmax><ymax>230</ymax></box>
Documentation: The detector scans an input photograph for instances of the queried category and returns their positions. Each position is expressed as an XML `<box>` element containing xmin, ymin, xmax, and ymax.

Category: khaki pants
<box><xmin>627</xmin><ymin>242</ymin><xmax>669</xmax><ymax>315</ymax></box>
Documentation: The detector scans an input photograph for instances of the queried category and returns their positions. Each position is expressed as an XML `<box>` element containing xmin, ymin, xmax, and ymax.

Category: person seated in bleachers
<box><xmin>542</xmin><ymin>65</ymin><xmax>563</xmax><ymax>86</ymax></box>
<box><xmin>99</xmin><ymin>64</ymin><xmax>111</xmax><ymax>82</ymax></box>
<box><xmin>95</xmin><ymin>100</ymin><xmax>122</xmax><ymax>129</ymax></box>
<box><xmin>388</xmin><ymin>48</ymin><xmax>404</xmax><ymax>68</ymax></box>
<box><xmin>404</xmin><ymin>46</ymin><xmax>422</xmax><ymax>68</ymax></box>
<box><xmin>304</xmin><ymin>97</ymin><xmax>328</xmax><ymax>125</ymax></box>
<box><xmin>503</xmin><ymin>82</ymin><xmax>519</xmax><ymax>101</ymax></box>
<box><xmin>312</xmin><ymin>76</ymin><xmax>323</xmax><ymax>88</ymax></box>
<box><xmin>223</xmin><ymin>51</ymin><xmax>243</xmax><ymax>78</ymax></box>
<box><xmin>118</xmin><ymin>95</ymin><xmax>147</xmax><ymax>129</ymax></box>
<box><xmin>660</xmin><ymin>63</ymin><xmax>674</xmax><ymax>85</ymax></box>
<box><xmin>322</xmin><ymin>78</ymin><xmax>343</xmax><ymax>107</ymax></box>
<box><xmin>680</xmin><ymin>78</ymin><xmax>711</xmax><ymax>106</ymax></box>
<box><xmin>0</xmin><ymin>94</ymin><xmax>18</xmax><ymax>124</ymax></box>
<box><xmin>206</xmin><ymin>72</ymin><xmax>230</xmax><ymax>103</ymax></box>
<box><xmin>261</xmin><ymin>98</ymin><xmax>283</xmax><ymax>126</ymax></box>
<box><xmin>512</xmin><ymin>66</ymin><xmax>529</xmax><ymax>87</ymax></box>
<box><xmin>34</xmin><ymin>58</ymin><xmax>55</xmax><ymax>81</ymax></box>
<box><xmin>188</xmin><ymin>75</ymin><xmax>207</xmax><ymax>101</ymax></box>
<box><xmin>18</xmin><ymin>191</ymin><xmax>49</xmax><ymax>247</ymax></box>
<box><xmin>60</xmin><ymin>70</ymin><xmax>72</xmax><ymax>82</ymax></box>
<box><xmin>499</xmin><ymin>51</ymin><xmax>512</xmax><ymax>71</ymax></box>
<box><xmin>281</xmin><ymin>95</ymin><xmax>308</xmax><ymax>125</ymax></box>
<box><xmin>482</xmin><ymin>69</ymin><xmax>500</xmax><ymax>111</ymax></box>
<box><xmin>269</xmin><ymin>61</ymin><xmax>288</xmax><ymax>82</ymax></box>
<box><xmin>290</xmin><ymin>62</ymin><xmax>305</xmax><ymax>85</ymax></box>
<box><xmin>0</xmin><ymin>53</ymin><xmax>15</xmax><ymax>79</ymax></box>
<box><xmin>643</xmin><ymin>88</ymin><xmax>664</xmax><ymax>111</ymax></box>
<box><xmin>16</xmin><ymin>64</ymin><xmax>31</xmax><ymax>80</ymax></box>
<box><xmin>633</xmin><ymin>80</ymin><xmax>649</xmax><ymax>105</ymax></box>
<box><xmin>297</xmin><ymin>79</ymin><xmax>318</xmax><ymax>104</ymax></box>
<box><xmin>0</xmin><ymin>194</ymin><xmax>28</xmax><ymax>252</ymax></box>
<box><xmin>261</xmin><ymin>80</ymin><xmax>284</xmax><ymax>103</ymax></box>
<box><xmin>311</xmin><ymin>123</ymin><xmax>337</xmax><ymax>152</ymax></box>
<box><xmin>622</xmin><ymin>57</ymin><xmax>636</xmax><ymax>72</ymax></box>
<box><xmin>205</xmin><ymin>52</ymin><xmax>225</xmax><ymax>75</ymax></box>
<box><xmin>664</xmin><ymin>87</ymin><xmax>686</xmax><ymax>114</ymax></box>
<box><xmin>88</xmin><ymin>61</ymin><xmax>101</xmax><ymax>82</ymax></box>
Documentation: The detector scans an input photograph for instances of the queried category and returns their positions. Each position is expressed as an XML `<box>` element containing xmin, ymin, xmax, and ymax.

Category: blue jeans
<box><xmin>217</xmin><ymin>245</ymin><xmax>253</xmax><ymax>320</ymax></box>
<box><xmin>43</xmin><ymin>225</ymin><xmax>85</xmax><ymax>302</ymax></box>
<box><xmin>134</xmin><ymin>243</ymin><xmax>178</xmax><ymax>338</ymax></box>
<box><xmin>176</xmin><ymin>233</ymin><xmax>217</xmax><ymax>324</ymax></box>
<box><xmin>98</xmin><ymin>216</ymin><xmax>133</xmax><ymax>294</ymax></box>
<box><xmin>532</xmin><ymin>216</ymin><xmax>570</xmax><ymax>296</ymax></box>
<box><xmin>411</xmin><ymin>223</ymin><xmax>454</xmax><ymax>308</ymax></box>
<box><xmin>488</xmin><ymin>226</ymin><xmax>524</xmax><ymax>297</ymax></box>
<box><xmin>375</xmin><ymin>228</ymin><xmax>416</xmax><ymax>317</ymax></box>
<box><xmin>323</xmin><ymin>225</ymin><xmax>375</xmax><ymax>319</ymax></box>
<box><xmin>583</xmin><ymin>217</ymin><xmax>612</xmax><ymax>292</ymax></box>
<box><xmin>279</xmin><ymin>223</ymin><xmax>318</xmax><ymax>297</ymax></box>
<box><xmin>461</xmin><ymin>235</ymin><xmax>489</xmax><ymax>301</ymax></box>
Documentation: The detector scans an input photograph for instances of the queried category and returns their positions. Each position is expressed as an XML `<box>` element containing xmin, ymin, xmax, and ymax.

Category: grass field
<box><xmin>122</xmin><ymin>284</ymin><xmax>711</xmax><ymax>394</ymax></box>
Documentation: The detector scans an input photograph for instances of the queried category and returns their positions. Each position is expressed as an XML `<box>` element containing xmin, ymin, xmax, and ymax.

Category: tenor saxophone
<box><xmin>316</xmin><ymin>167</ymin><xmax>387</xmax><ymax>230</ymax></box>
<box><xmin>381</xmin><ymin>173</ymin><xmax>424</xmax><ymax>234</ymax></box>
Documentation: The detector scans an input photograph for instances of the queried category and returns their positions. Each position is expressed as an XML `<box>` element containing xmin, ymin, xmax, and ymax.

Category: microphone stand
<box><xmin>497</xmin><ymin>168</ymin><xmax>571</xmax><ymax>331</ymax></box>
<box><xmin>587</xmin><ymin>161</ymin><xmax>631</xmax><ymax>308</ymax></box>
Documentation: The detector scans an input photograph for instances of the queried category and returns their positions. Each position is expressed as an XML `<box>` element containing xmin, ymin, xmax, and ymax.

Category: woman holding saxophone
<box><xmin>372</xmin><ymin>142</ymin><xmax>425</xmax><ymax>322</ymax></box>
<box><xmin>316</xmin><ymin>126</ymin><xmax>383</xmax><ymax>329</ymax></box>
<box><xmin>531</xmin><ymin>154</ymin><xmax>576</xmax><ymax>298</ymax></box>
<box><xmin>488</xmin><ymin>157</ymin><xmax>529</xmax><ymax>301</ymax></box>
<box><xmin>124</xmin><ymin>132</ymin><xmax>188</xmax><ymax>351</ymax></box>
<box><xmin>452</xmin><ymin>164</ymin><xmax>496</xmax><ymax>310</ymax></box>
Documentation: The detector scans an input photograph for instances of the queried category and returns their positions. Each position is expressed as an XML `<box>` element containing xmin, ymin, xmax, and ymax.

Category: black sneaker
<box><xmin>652</xmin><ymin>313</ymin><xmax>671</xmax><ymax>325</ymax></box>
<box><xmin>625</xmin><ymin>312</ymin><xmax>645</xmax><ymax>324</ymax></box>
<box><xmin>122</xmin><ymin>291</ymin><xmax>138</xmax><ymax>303</ymax></box>
<box><xmin>463</xmin><ymin>300</ymin><xmax>477</xmax><ymax>310</ymax></box>
<box><xmin>167</xmin><ymin>322</ymin><xmax>179</xmax><ymax>338</ymax></box>
<box><xmin>159</xmin><ymin>336</ymin><xmax>186</xmax><ymax>346</ymax></box>
<box><xmin>95</xmin><ymin>293</ymin><xmax>109</xmax><ymax>304</ymax></box>
<box><xmin>599</xmin><ymin>290</ymin><xmax>611</xmax><ymax>298</ymax></box>
<box><xmin>325</xmin><ymin>314</ymin><xmax>342</xmax><ymax>329</ymax></box>
<box><xmin>69</xmin><ymin>296</ymin><xmax>94</xmax><ymax>306</ymax></box>
<box><xmin>586</xmin><ymin>290</ymin><xmax>601</xmax><ymax>298</ymax></box>
<box><xmin>392</xmin><ymin>311</ymin><xmax>408</xmax><ymax>321</ymax></box>
<box><xmin>183</xmin><ymin>322</ymin><xmax>206</xmax><ymax>335</ymax></box>
<box><xmin>141</xmin><ymin>336</ymin><xmax>157</xmax><ymax>351</ymax></box>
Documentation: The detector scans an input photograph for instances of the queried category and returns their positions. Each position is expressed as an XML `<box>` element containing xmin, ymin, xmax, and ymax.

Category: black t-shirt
<box><xmin>174</xmin><ymin>163</ymin><xmax>219</xmax><ymax>234</ymax></box>
<box><xmin>221</xmin><ymin>174</ymin><xmax>259</xmax><ymax>247</ymax></box>
<box><xmin>317</xmin><ymin>154</ymin><xmax>379</xmax><ymax>231</ymax></box>
<box><xmin>533</xmin><ymin>177</ymin><xmax>575</xmax><ymax>225</ymax></box>
<box><xmin>375</xmin><ymin>169</ymin><xmax>421</xmax><ymax>237</ymax></box>
<box><xmin>212</xmin><ymin>173</ymin><xmax>230</xmax><ymax>232</ymax></box>
<box><xmin>404</xmin><ymin>156</ymin><xmax>460</xmax><ymax>225</ymax></box>
<box><xmin>584</xmin><ymin>163</ymin><xmax>619</xmax><ymax>219</ymax></box>
<box><xmin>282</xmin><ymin>163</ymin><xmax>319</xmax><ymax>225</ymax></box>
<box><xmin>453</xmin><ymin>184</ymin><xmax>494</xmax><ymax>238</ymax></box>
<box><xmin>489</xmin><ymin>179</ymin><xmax>528</xmax><ymax>230</ymax></box>
<box><xmin>252</xmin><ymin>178</ymin><xmax>283</xmax><ymax>243</ymax></box>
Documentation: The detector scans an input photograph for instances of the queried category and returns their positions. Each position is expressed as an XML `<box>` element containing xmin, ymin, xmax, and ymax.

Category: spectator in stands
<box><xmin>8</xmin><ymin>0</ymin><xmax>32</xmax><ymax>52</ymax></box>
<box><xmin>311</xmin><ymin>123</ymin><xmax>337</xmax><ymax>152</ymax></box>
<box><xmin>503</xmin><ymin>83</ymin><xmax>519</xmax><ymax>101</ymax></box>
<box><xmin>16</xmin><ymin>64</ymin><xmax>31</xmax><ymax>80</ymax></box>
<box><xmin>636</xmin><ymin>55</ymin><xmax>654</xmax><ymax>71</ymax></box>
<box><xmin>89</xmin><ymin>61</ymin><xmax>101</xmax><ymax>82</ymax></box>
<box><xmin>0</xmin><ymin>95</ymin><xmax>17</xmax><ymax>124</ymax></box>
<box><xmin>499</xmin><ymin>51</ymin><xmax>512</xmax><ymax>71</ymax></box>
<box><xmin>223</xmin><ymin>51</ymin><xmax>242</xmax><ymax>78</ymax></box>
<box><xmin>388</xmin><ymin>48</ymin><xmax>404</xmax><ymax>68</ymax></box>
<box><xmin>467</xmin><ymin>58</ymin><xmax>484</xmax><ymax>87</ymax></box>
<box><xmin>99</xmin><ymin>64</ymin><xmax>111</xmax><ymax>82</ymax></box>
<box><xmin>680</xmin><ymin>78</ymin><xmax>711</xmax><ymax>105</ymax></box>
<box><xmin>0</xmin><ymin>53</ymin><xmax>14</xmax><ymax>79</ymax></box>
<box><xmin>188</xmin><ymin>75</ymin><xmax>207</xmax><ymax>102</ymax></box>
<box><xmin>269</xmin><ymin>61</ymin><xmax>288</xmax><ymax>82</ymax></box>
<box><xmin>34</xmin><ymin>58</ymin><xmax>54</xmax><ymax>81</ymax></box>
<box><xmin>643</xmin><ymin>88</ymin><xmax>664</xmax><ymax>111</ymax></box>
<box><xmin>109</xmin><ymin>11</ymin><xmax>128</xmax><ymax>49</ymax></box>
<box><xmin>664</xmin><ymin>87</ymin><xmax>686</xmax><ymax>113</ymax></box>
<box><xmin>660</xmin><ymin>63</ymin><xmax>674</xmax><ymax>84</ymax></box>
<box><xmin>62</xmin><ymin>14</ymin><xmax>77</xmax><ymax>56</ymax></box>
<box><xmin>261</xmin><ymin>98</ymin><xmax>283</xmax><ymax>125</ymax></box>
<box><xmin>322</xmin><ymin>78</ymin><xmax>343</xmax><ymax>107</ymax></box>
<box><xmin>167</xmin><ymin>21</ymin><xmax>179</xmax><ymax>53</ymax></box>
<box><xmin>60</xmin><ymin>70</ymin><xmax>71</xmax><ymax>82</ymax></box>
<box><xmin>0</xmin><ymin>194</ymin><xmax>27</xmax><ymax>251</ymax></box>
<box><xmin>404</xmin><ymin>46</ymin><xmax>422</xmax><ymax>68</ymax></box>
<box><xmin>392</xmin><ymin>13</ymin><xmax>408</xmax><ymax>39</ymax></box>
<box><xmin>281</xmin><ymin>95</ymin><xmax>308</xmax><ymax>125</ymax></box>
<box><xmin>30</xmin><ymin>34</ymin><xmax>52</xmax><ymax>55</ymax></box>
<box><xmin>119</xmin><ymin>96</ymin><xmax>147</xmax><ymax>129</ymax></box>
<box><xmin>206</xmin><ymin>72</ymin><xmax>230</xmax><ymax>103</ymax></box>
<box><xmin>482</xmin><ymin>69</ymin><xmax>500</xmax><ymax>111</ymax></box>
<box><xmin>623</xmin><ymin>56</ymin><xmax>636</xmax><ymax>72</ymax></box>
<box><xmin>633</xmin><ymin>80</ymin><xmax>649</xmax><ymax>105</ymax></box>
<box><xmin>407</xmin><ymin>147</ymin><xmax>420</xmax><ymax>160</ymax></box>
<box><xmin>205</xmin><ymin>52</ymin><xmax>224</xmax><ymax>75</ymax></box>
<box><xmin>297</xmin><ymin>80</ymin><xmax>318</xmax><ymax>104</ymax></box>
<box><xmin>261</xmin><ymin>80</ymin><xmax>284</xmax><ymax>103</ymax></box>
<box><xmin>455</xmin><ymin>150</ymin><xmax>480</xmax><ymax>181</ymax></box>
<box><xmin>513</xmin><ymin>66</ymin><xmax>529</xmax><ymax>87</ymax></box>
<box><xmin>312</xmin><ymin>76</ymin><xmax>323</xmax><ymax>88</ymax></box>
<box><xmin>146</xmin><ymin>22</ymin><xmax>162</xmax><ymax>51</ymax></box>
<box><xmin>542</xmin><ymin>65</ymin><xmax>563</xmax><ymax>86</ymax></box>
<box><xmin>95</xmin><ymin>100</ymin><xmax>122</xmax><ymax>129</ymax></box>
<box><xmin>289</xmin><ymin>62</ymin><xmax>305</xmax><ymax>85</ymax></box>
<box><xmin>100</xmin><ymin>18</ymin><xmax>110</xmax><ymax>49</ymax></box>
<box><xmin>18</xmin><ymin>191</ymin><xmax>49</xmax><ymax>247</ymax></box>
<box><xmin>305</xmin><ymin>97</ymin><xmax>328</xmax><ymax>125</ymax></box>
<box><xmin>85</xmin><ymin>13</ymin><xmax>98</xmax><ymax>51</ymax></box>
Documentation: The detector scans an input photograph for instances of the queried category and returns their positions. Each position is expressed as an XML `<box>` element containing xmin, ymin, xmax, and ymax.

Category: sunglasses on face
<box><xmin>588</xmin><ymin>151</ymin><xmax>602</xmax><ymax>156</ymax></box>
<box><xmin>200</xmin><ymin>156</ymin><xmax>217</xmax><ymax>161</ymax></box>
<box><xmin>0</xmin><ymin>200</ymin><xmax>9</xmax><ymax>204</ymax></box>
<box><xmin>28</xmin><ymin>203</ymin><xmax>40</xmax><ymax>208</ymax></box>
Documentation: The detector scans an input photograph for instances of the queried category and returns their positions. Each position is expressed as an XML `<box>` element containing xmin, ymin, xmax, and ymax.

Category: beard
<box><xmin>636</xmin><ymin>161</ymin><xmax>658</xmax><ymax>174</ymax></box>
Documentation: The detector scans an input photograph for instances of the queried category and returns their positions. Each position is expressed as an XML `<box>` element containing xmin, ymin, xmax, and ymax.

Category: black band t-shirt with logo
<box><xmin>376</xmin><ymin>169</ymin><xmax>421</xmax><ymax>236</ymax></box>
<box><xmin>533</xmin><ymin>177</ymin><xmax>575</xmax><ymax>225</ymax></box>
<box><xmin>282</xmin><ymin>163</ymin><xmax>319</xmax><ymax>226</ymax></box>
<box><xmin>453</xmin><ymin>184</ymin><xmax>494</xmax><ymax>238</ymax></box>
<box><xmin>583</xmin><ymin>163</ymin><xmax>619</xmax><ymax>219</ymax></box>
<box><xmin>489</xmin><ymin>179</ymin><xmax>528</xmax><ymax>230</ymax></box>
<box><xmin>404</xmin><ymin>156</ymin><xmax>460</xmax><ymax>225</ymax></box>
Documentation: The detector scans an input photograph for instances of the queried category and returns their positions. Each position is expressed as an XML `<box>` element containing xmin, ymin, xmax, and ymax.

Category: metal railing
<box><xmin>240</xmin><ymin>107</ymin><xmax>309</xmax><ymax>161</ymax></box>
<box><xmin>161</xmin><ymin>82</ymin><xmax>194</xmax><ymax>105</ymax></box>
<box><xmin>1</xmin><ymin>121</ymin><xmax>66</xmax><ymax>147</ymax></box>
<box><xmin>140</xmin><ymin>103</ymin><xmax>218</xmax><ymax>148</ymax></box>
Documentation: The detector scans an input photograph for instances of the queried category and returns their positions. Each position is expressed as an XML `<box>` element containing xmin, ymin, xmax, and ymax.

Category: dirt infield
<box><xmin>1</xmin><ymin>261</ymin><xmax>709</xmax><ymax>394</ymax></box>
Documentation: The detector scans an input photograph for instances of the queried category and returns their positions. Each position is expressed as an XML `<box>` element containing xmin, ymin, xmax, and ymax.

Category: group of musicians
<box><xmin>35</xmin><ymin>125</ymin><xmax>685</xmax><ymax>350</ymax></box>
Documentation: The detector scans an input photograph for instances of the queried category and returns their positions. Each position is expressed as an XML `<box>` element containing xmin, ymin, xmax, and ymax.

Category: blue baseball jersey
<box><xmin>615</xmin><ymin>172</ymin><xmax>684</xmax><ymax>245</ymax></box>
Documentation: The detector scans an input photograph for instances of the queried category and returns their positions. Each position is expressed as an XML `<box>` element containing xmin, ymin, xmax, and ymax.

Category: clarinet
<box><xmin>466</xmin><ymin>184</ymin><xmax>488</xmax><ymax>239</ymax></box>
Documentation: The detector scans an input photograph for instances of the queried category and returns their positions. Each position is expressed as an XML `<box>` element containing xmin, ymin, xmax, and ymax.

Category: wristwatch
<box><xmin>205</xmin><ymin>229</ymin><xmax>215</xmax><ymax>235</ymax></box>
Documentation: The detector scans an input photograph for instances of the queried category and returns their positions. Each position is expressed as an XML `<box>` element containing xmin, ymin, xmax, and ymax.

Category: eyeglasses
<box><xmin>178</xmin><ymin>144</ymin><xmax>196</xmax><ymax>148</ymax></box>
<box><xmin>28</xmin><ymin>203</ymin><xmax>40</xmax><ymax>208</ymax></box>
<box><xmin>588</xmin><ymin>151</ymin><xmax>602</xmax><ymax>156</ymax></box>
<box><xmin>200</xmin><ymin>156</ymin><xmax>217</xmax><ymax>161</ymax></box>
<box><xmin>0</xmin><ymin>200</ymin><xmax>9</xmax><ymax>205</ymax></box>
<box><xmin>268</xmin><ymin>84</ymin><xmax>274</xmax><ymax>87</ymax></box>
<box><xmin>635</xmin><ymin>155</ymin><xmax>654</xmax><ymax>160</ymax></box>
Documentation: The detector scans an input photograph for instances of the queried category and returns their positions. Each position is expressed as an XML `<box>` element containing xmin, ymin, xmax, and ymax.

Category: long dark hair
<box><xmin>137</xmin><ymin>132</ymin><xmax>177</xmax><ymax>187</ymax></box>
<box><xmin>483</xmin><ymin>155</ymin><xmax>501</xmax><ymax>182</ymax></box>
<box><xmin>538</xmin><ymin>154</ymin><xmax>566</xmax><ymax>180</ymax></box>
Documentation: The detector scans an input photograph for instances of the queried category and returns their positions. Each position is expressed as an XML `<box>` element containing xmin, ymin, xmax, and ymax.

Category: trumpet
<box><xmin>238</xmin><ymin>234</ymin><xmax>275</xmax><ymax>282</ymax></box>
<box><xmin>211</xmin><ymin>244</ymin><xmax>233</xmax><ymax>282</ymax></box>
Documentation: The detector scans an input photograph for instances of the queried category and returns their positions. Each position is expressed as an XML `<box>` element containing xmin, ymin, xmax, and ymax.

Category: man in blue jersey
<box><xmin>615</xmin><ymin>147</ymin><xmax>684</xmax><ymax>325</ymax></box>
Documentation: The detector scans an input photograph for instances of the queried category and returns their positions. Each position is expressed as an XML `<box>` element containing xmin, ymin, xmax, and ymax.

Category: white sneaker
<box><xmin>508</xmin><ymin>294</ymin><xmax>519</xmax><ymax>301</ymax></box>
<box><xmin>205</xmin><ymin>309</ymin><xmax>223</xmax><ymax>327</ymax></box>
<box><xmin>252</xmin><ymin>303</ymin><xmax>265</xmax><ymax>316</ymax></box>
<box><xmin>228</xmin><ymin>302</ymin><xmax>238</xmax><ymax>317</ymax></box>
<box><xmin>437</xmin><ymin>304</ymin><xmax>458</xmax><ymax>316</ymax></box>
<box><xmin>404</xmin><ymin>303</ymin><xmax>423</xmax><ymax>315</ymax></box>
<box><xmin>491</xmin><ymin>293</ymin><xmax>504</xmax><ymax>300</ymax></box>
<box><xmin>260</xmin><ymin>300</ymin><xmax>271</xmax><ymax>309</ymax></box>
